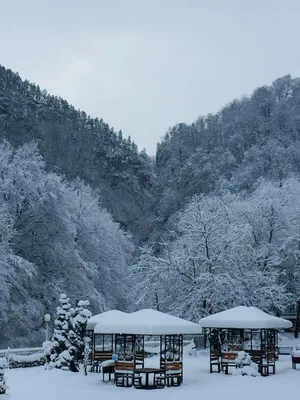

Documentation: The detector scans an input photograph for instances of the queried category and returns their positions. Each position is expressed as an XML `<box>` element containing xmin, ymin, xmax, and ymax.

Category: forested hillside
<box><xmin>132</xmin><ymin>74</ymin><xmax>300</xmax><ymax>321</ymax></box>
<box><xmin>154</xmin><ymin>75</ymin><xmax>300</xmax><ymax>234</ymax></box>
<box><xmin>0</xmin><ymin>141</ymin><xmax>133</xmax><ymax>347</ymax></box>
<box><xmin>1</xmin><ymin>66</ymin><xmax>300</xmax><ymax>347</ymax></box>
<box><xmin>0</xmin><ymin>66</ymin><xmax>154</xmax><ymax>241</ymax></box>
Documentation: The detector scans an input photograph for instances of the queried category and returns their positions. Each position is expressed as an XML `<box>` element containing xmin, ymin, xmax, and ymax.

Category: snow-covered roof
<box><xmin>198</xmin><ymin>306</ymin><xmax>293</xmax><ymax>329</ymax></box>
<box><xmin>93</xmin><ymin>309</ymin><xmax>201</xmax><ymax>335</ymax></box>
<box><xmin>127</xmin><ymin>309</ymin><xmax>202</xmax><ymax>335</ymax></box>
<box><xmin>87</xmin><ymin>310</ymin><xmax>128</xmax><ymax>330</ymax></box>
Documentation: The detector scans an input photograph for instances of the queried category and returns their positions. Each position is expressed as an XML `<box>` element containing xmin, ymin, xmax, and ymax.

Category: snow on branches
<box><xmin>49</xmin><ymin>294</ymin><xmax>91</xmax><ymax>372</ymax></box>
<box><xmin>130</xmin><ymin>181</ymin><xmax>297</xmax><ymax>321</ymax></box>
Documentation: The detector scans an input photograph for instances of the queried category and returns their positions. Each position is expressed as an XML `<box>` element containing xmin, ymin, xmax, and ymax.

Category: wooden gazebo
<box><xmin>86</xmin><ymin>310</ymin><xmax>130</xmax><ymax>374</ymax></box>
<box><xmin>91</xmin><ymin>309</ymin><xmax>201</xmax><ymax>388</ymax></box>
<box><xmin>199</xmin><ymin>306</ymin><xmax>292</xmax><ymax>376</ymax></box>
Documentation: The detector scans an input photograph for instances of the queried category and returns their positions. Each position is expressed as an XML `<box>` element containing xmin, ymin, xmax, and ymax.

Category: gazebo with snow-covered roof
<box><xmin>199</xmin><ymin>306</ymin><xmax>293</xmax><ymax>376</ymax></box>
<box><xmin>87</xmin><ymin>310</ymin><xmax>130</xmax><ymax>373</ymax></box>
<box><xmin>91</xmin><ymin>309</ymin><xmax>201</xmax><ymax>387</ymax></box>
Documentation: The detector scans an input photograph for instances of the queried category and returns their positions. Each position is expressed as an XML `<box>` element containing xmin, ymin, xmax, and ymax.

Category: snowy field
<box><xmin>6</xmin><ymin>351</ymin><xmax>299</xmax><ymax>400</ymax></box>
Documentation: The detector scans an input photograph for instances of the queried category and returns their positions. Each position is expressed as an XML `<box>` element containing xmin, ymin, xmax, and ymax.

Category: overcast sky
<box><xmin>1</xmin><ymin>0</ymin><xmax>300</xmax><ymax>154</ymax></box>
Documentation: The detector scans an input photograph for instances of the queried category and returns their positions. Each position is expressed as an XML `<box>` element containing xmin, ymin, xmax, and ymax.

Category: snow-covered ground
<box><xmin>5</xmin><ymin>351</ymin><xmax>300</xmax><ymax>400</ymax></box>
<box><xmin>278</xmin><ymin>332</ymin><xmax>300</xmax><ymax>346</ymax></box>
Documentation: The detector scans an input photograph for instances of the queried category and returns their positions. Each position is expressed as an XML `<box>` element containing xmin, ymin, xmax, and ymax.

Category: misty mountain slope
<box><xmin>153</xmin><ymin>75</ymin><xmax>300</xmax><ymax>237</ymax></box>
<box><xmin>0</xmin><ymin>65</ymin><xmax>154</xmax><ymax>241</ymax></box>
<box><xmin>2</xmin><ymin>65</ymin><xmax>300</xmax><ymax>345</ymax></box>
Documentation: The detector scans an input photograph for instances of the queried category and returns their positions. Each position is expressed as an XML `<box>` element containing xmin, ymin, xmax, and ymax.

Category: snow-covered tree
<box><xmin>0</xmin><ymin>140</ymin><xmax>133</xmax><ymax>348</ymax></box>
<box><xmin>0</xmin><ymin>358</ymin><xmax>7</xmax><ymax>395</ymax></box>
<box><xmin>50</xmin><ymin>294</ymin><xmax>72</xmax><ymax>370</ymax></box>
<box><xmin>130</xmin><ymin>192</ymin><xmax>293</xmax><ymax>320</ymax></box>
<box><xmin>68</xmin><ymin>300</ymin><xmax>92</xmax><ymax>372</ymax></box>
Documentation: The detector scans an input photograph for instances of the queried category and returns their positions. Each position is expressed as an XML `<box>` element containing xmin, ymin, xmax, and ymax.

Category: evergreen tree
<box><xmin>0</xmin><ymin>358</ymin><xmax>7</xmax><ymax>395</ymax></box>
<box><xmin>49</xmin><ymin>294</ymin><xmax>72</xmax><ymax>370</ymax></box>
<box><xmin>68</xmin><ymin>300</ymin><xmax>92</xmax><ymax>372</ymax></box>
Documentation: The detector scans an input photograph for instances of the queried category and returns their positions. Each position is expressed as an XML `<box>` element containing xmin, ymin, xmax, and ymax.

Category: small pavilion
<box><xmin>199</xmin><ymin>306</ymin><xmax>292</xmax><ymax>376</ymax></box>
<box><xmin>91</xmin><ymin>309</ymin><xmax>201</xmax><ymax>388</ymax></box>
<box><xmin>87</xmin><ymin>310</ymin><xmax>130</xmax><ymax>370</ymax></box>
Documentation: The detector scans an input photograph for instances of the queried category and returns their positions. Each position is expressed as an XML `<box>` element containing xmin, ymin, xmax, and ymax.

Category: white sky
<box><xmin>1</xmin><ymin>0</ymin><xmax>300</xmax><ymax>154</ymax></box>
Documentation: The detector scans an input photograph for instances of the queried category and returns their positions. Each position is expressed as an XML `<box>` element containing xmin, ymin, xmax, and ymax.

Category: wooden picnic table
<box><xmin>134</xmin><ymin>368</ymin><xmax>165</xmax><ymax>390</ymax></box>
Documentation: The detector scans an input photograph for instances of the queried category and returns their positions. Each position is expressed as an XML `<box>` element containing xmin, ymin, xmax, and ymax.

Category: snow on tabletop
<box><xmin>99</xmin><ymin>360</ymin><xmax>115</xmax><ymax>367</ymax></box>
<box><xmin>291</xmin><ymin>345</ymin><xmax>300</xmax><ymax>357</ymax></box>
<box><xmin>199</xmin><ymin>306</ymin><xmax>292</xmax><ymax>329</ymax></box>
<box><xmin>291</xmin><ymin>350</ymin><xmax>300</xmax><ymax>357</ymax></box>
<box><xmin>6</xmin><ymin>353</ymin><xmax>300</xmax><ymax>400</ymax></box>
<box><xmin>94</xmin><ymin>309</ymin><xmax>201</xmax><ymax>335</ymax></box>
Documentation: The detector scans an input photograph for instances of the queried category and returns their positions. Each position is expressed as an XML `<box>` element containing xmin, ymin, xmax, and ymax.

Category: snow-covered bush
<box><xmin>8</xmin><ymin>352</ymin><xmax>46</xmax><ymax>369</ymax></box>
<box><xmin>0</xmin><ymin>358</ymin><xmax>8</xmax><ymax>395</ymax></box>
<box><xmin>234</xmin><ymin>365</ymin><xmax>260</xmax><ymax>377</ymax></box>
<box><xmin>234</xmin><ymin>351</ymin><xmax>260</xmax><ymax>377</ymax></box>
<box><xmin>235</xmin><ymin>351</ymin><xmax>251</xmax><ymax>367</ymax></box>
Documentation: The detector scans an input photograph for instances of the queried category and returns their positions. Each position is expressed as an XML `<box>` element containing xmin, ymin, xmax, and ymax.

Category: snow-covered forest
<box><xmin>1</xmin><ymin>66</ymin><xmax>300</xmax><ymax>346</ymax></box>
<box><xmin>0</xmin><ymin>140</ymin><xmax>132</xmax><ymax>347</ymax></box>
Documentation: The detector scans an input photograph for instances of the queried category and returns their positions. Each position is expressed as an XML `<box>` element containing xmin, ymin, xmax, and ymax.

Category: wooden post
<box><xmin>294</xmin><ymin>301</ymin><xmax>300</xmax><ymax>338</ymax></box>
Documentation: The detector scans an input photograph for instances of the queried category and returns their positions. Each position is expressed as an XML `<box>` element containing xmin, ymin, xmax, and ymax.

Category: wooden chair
<box><xmin>165</xmin><ymin>361</ymin><xmax>182</xmax><ymax>387</ymax></box>
<box><xmin>210</xmin><ymin>351</ymin><xmax>221</xmax><ymax>373</ymax></box>
<box><xmin>247</xmin><ymin>350</ymin><xmax>265</xmax><ymax>375</ymax></box>
<box><xmin>221</xmin><ymin>352</ymin><xmax>237</xmax><ymax>375</ymax></box>
<box><xmin>248</xmin><ymin>350</ymin><xmax>263</xmax><ymax>364</ymax></box>
<box><xmin>134</xmin><ymin>353</ymin><xmax>144</xmax><ymax>369</ymax></box>
<box><xmin>267</xmin><ymin>351</ymin><xmax>276</xmax><ymax>375</ymax></box>
<box><xmin>292</xmin><ymin>355</ymin><xmax>300</xmax><ymax>370</ymax></box>
<box><xmin>114</xmin><ymin>361</ymin><xmax>135</xmax><ymax>387</ymax></box>
<box><xmin>91</xmin><ymin>351</ymin><xmax>113</xmax><ymax>373</ymax></box>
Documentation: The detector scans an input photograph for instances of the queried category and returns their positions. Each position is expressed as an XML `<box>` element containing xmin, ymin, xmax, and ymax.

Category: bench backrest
<box><xmin>165</xmin><ymin>361</ymin><xmax>182</xmax><ymax>371</ymax></box>
<box><xmin>231</xmin><ymin>345</ymin><xmax>243</xmax><ymax>351</ymax></box>
<box><xmin>134</xmin><ymin>353</ymin><xmax>144</xmax><ymax>368</ymax></box>
<box><xmin>248</xmin><ymin>350</ymin><xmax>263</xmax><ymax>363</ymax></box>
<box><xmin>267</xmin><ymin>352</ymin><xmax>275</xmax><ymax>362</ymax></box>
<box><xmin>93</xmin><ymin>351</ymin><xmax>113</xmax><ymax>361</ymax></box>
<box><xmin>221</xmin><ymin>352</ymin><xmax>237</xmax><ymax>361</ymax></box>
<box><xmin>160</xmin><ymin>358</ymin><xmax>182</xmax><ymax>370</ymax></box>
<box><xmin>115</xmin><ymin>361</ymin><xmax>134</xmax><ymax>371</ymax></box>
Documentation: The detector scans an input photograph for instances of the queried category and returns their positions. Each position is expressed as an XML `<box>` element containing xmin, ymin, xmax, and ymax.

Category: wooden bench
<box><xmin>91</xmin><ymin>351</ymin><xmax>113</xmax><ymax>373</ymax></box>
<box><xmin>247</xmin><ymin>350</ymin><xmax>275</xmax><ymax>376</ymax></box>
<box><xmin>114</xmin><ymin>361</ymin><xmax>135</xmax><ymax>387</ymax></box>
<box><xmin>221</xmin><ymin>352</ymin><xmax>238</xmax><ymax>374</ymax></box>
<box><xmin>247</xmin><ymin>350</ymin><xmax>263</xmax><ymax>364</ymax></box>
